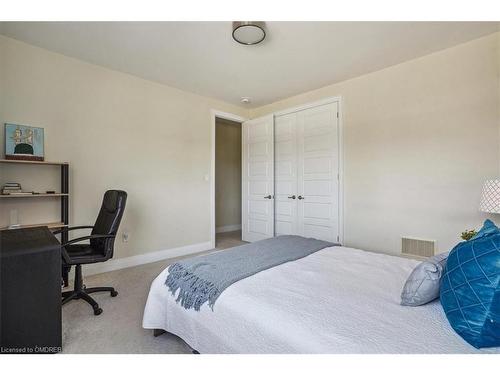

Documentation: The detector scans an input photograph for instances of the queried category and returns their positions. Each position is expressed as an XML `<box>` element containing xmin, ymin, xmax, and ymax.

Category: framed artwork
<box><xmin>5</xmin><ymin>123</ymin><xmax>45</xmax><ymax>161</ymax></box>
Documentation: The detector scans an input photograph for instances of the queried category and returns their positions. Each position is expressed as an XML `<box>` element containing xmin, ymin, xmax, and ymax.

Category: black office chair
<box><xmin>55</xmin><ymin>190</ymin><xmax>127</xmax><ymax>315</ymax></box>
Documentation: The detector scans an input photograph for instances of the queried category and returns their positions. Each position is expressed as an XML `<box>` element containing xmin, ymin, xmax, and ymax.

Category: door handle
<box><xmin>264</xmin><ymin>195</ymin><xmax>272</xmax><ymax>199</ymax></box>
<box><xmin>298</xmin><ymin>195</ymin><xmax>305</xmax><ymax>200</ymax></box>
<box><xmin>287</xmin><ymin>195</ymin><xmax>296</xmax><ymax>199</ymax></box>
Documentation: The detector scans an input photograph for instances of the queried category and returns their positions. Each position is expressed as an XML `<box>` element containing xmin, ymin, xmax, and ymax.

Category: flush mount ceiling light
<box><xmin>241</xmin><ymin>97</ymin><xmax>251</xmax><ymax>104</ymax></box>
<box><xmin>232</xmin><ymin>22</ymin><xmax>266</xmax><ymax>45</ymax></box>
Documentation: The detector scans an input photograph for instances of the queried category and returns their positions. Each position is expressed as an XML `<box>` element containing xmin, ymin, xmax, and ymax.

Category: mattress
<box><xmin>142</xmin><ymin>246</ymin><xmax>500</xmax><ymax>353</ymax></box>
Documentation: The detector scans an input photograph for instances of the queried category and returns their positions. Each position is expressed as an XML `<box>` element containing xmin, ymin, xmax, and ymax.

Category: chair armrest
<box><xmin>53</xmin><ymin>226</ymin><xmax>94</xmax><ymax>235</ymax></box>
<box><xmin>62</xmin><ymin>234</ymin><xmax>115</xmax><ymax>247</ymax></box>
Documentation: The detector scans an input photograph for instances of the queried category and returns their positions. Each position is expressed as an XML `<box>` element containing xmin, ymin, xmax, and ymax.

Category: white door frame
<box><xmin>210</xmin><ymin>110</ymin><xmax>247</xmax><ymax>249</ymax></box>
<box><xmin>210</xmin><ymin>96</ymin><xmax>344</xmax><ymax>248</ymax></box>
<box><xmin>273</xmin><ymin>96</ymin><xmax>344</xmax><ymax>244</ymax></box>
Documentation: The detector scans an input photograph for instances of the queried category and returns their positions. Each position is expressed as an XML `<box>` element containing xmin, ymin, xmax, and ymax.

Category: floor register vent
<box><xmin>401</xmin><ymin>237</ymin><xmax>436</xmax><ymax>258</ymax></box>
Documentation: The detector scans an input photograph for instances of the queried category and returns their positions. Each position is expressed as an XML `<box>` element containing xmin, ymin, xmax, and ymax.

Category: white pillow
<box><xmin>400</xmin><ymin>252</ymin><xmax>448</xmax><ymax>306</ymax></box>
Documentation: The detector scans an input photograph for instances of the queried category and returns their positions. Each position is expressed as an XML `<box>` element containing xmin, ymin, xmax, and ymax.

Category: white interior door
<box><xmin>296</xmin><ymin>102</ymin><xmax>339</xmax><ymax>242</ymax></box>
<box><xmin>274</xmin><ymin>112</ymin><xmax>298</xmax><ymax>236</ymax></box>
<box><xmin>242</xmin><ymin>115</ymin><xmax>275</xmax><ymax>242</ymax></box>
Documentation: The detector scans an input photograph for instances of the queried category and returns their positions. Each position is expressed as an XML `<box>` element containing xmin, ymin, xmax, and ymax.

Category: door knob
<box><xmin>288</xmin><ymin>195</ymin><xmax>296</xmax><ymax>199</ymax></box>
<box><xmin>264</xmin><ymin>195</ymin><xmax>272</xmax><ymax>199</ymax></box>
<box><xmin>298</xmin><ymin>195</ymin><xmax>305</xmax><ymax>200</ymax></box>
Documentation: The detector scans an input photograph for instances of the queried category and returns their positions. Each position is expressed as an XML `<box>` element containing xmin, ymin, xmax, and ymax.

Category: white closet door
<box><xmin>242</xmin><ymin>115</ymin><xmax>275</xmax><ymax>242</ymax></box>
<box><xmin>296</xmin><ymin>102</ymin><xmax>339</xmax><ymax>242</ymax></box>
<box><xmin>274</xmin><ymin>113</ymin><xmax>298</xmax><ymax>236</ymax></box>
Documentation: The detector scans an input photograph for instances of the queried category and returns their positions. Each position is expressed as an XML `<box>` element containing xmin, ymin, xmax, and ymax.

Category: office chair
<box><xmin>55</xmin><ymin>190</ymin><xmax>127</xmax><ymax>315</ymax></box>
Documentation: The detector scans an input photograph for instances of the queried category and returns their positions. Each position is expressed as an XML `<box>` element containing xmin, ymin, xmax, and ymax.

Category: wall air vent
<box><xmin>401</xmin><ymin>237</ymin><xmax>435</xmax><ymax>258</ymax></box>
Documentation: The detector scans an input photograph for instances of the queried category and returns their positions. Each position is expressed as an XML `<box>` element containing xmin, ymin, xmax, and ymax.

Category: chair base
<box><xmin>62</xmin><ymin>264</ymin><xmax>118</xmax><ymax>315</ymax></box>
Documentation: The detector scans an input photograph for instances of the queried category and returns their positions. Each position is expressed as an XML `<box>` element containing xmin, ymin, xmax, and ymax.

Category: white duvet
<box><xmin>142</xmin><ymin>246</ymin><xmax>500</xmax><ymax>353</ymax></box>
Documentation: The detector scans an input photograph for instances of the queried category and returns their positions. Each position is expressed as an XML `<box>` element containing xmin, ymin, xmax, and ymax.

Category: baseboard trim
<box><xmin>216</xmin><ymin>224</ymin><xmax>242</xmax><ymax>233</ymax></box>
<box><xmin>83</xmin><ymin>241</ymin><xmax>212</xmax><ymax>277</ymax></box>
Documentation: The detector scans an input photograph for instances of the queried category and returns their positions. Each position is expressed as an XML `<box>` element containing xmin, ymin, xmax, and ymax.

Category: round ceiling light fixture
<box><xmin>241</xmin><ymin>97</ymin><xmax>251</xmax><ymax>104</ymax></box>
<box><xmin>232</xmin><ymin>22</ymin><xmax>266</xmax><ymax>45</ymax></box>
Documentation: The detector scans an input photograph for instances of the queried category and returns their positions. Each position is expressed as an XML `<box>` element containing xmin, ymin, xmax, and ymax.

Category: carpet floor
<box><xmin>61</xmin><ymin>231</ymin><xmax>244</xmax><ymax>354</ymax></box>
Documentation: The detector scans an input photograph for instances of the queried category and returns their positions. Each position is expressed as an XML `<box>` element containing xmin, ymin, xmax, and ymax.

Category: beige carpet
<box><xmin>61</xmin><ymin>231</ymin><xmax>244</xmax><ymax>353</ymax></box>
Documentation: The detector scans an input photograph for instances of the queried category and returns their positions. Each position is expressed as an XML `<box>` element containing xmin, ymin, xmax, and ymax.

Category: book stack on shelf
<box><xmin>1</xmin><ymin>182</ymin><xmax>31</xmax><ymax>195</ymax></box>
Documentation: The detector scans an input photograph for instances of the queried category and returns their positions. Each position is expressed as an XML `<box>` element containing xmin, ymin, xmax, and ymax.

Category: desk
<box><xmin>0</xmin><ymin>227</ymin><xmax>62</xmax><ymax>353</ymax></box>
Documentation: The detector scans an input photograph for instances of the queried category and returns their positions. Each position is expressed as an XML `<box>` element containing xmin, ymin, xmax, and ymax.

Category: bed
<box><xmin>142</xmin><ymin>245</ymin><xmax>500</xmax><ymax>353</ymax></box>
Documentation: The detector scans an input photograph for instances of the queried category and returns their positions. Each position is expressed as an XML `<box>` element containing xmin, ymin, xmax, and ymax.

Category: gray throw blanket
<box><xmin>166</xmin><ymin>235</ymin><xmax>335</xmax><ymax>311</ymax></box>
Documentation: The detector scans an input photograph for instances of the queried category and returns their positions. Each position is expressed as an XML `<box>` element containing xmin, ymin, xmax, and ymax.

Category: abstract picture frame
<box><xmin>4</xmin><ymin>123</ymin><xmax>45</xmax><ymax>161</ymax></box>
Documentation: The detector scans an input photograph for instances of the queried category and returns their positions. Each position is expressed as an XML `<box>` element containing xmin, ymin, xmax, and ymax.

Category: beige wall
<box><xmin>0</xmin><ymin>35</ymin><xmax>247</xmax><ymax>259</ymax></box>
<box><xmin>2</xmin><ymin>31</ymin><xmax>499</xmax><ymax>263</ymax></box>
<box><xmin>498</xmin><ymin>34</ymin><xmax>500</xmax><ymax>174</ymax></box>
<box><xmin>215</xmin><ymin>118</ymin><xmax>242</xmax><ymax>230</ymax></box>
<box><xmin>251</xmin><ymin>33</ymin><xmax>500</xmax><ymax>255</ymax></box>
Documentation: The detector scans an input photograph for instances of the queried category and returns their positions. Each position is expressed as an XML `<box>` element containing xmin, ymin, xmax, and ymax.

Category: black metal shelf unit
<box><xmin>0</xmin><ymin>160</ymin><xmax>69</xmax><ymax>242</ymax></box>
<box><xmin>60</xmin><ymin>163</ymin><xmax>69</xmax><ymax>245</ymax></box>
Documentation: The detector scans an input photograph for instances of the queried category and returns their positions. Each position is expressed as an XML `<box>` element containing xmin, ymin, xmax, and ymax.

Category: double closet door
<box><xmin>242</xmin><ymin>101</ymin><xmax>340</xmax><ymax>243</ymax></box>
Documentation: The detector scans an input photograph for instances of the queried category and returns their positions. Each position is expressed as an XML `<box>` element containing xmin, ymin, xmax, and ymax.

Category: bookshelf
<box><xmin>0</xmin><ymin>193</ymin><xmax>69</xmax><ymax>198</ymax></box>
<box><xmin>0</xmin><ymin>221</ymin><xmax>67</xmax><ymax>230</ymax></box>
<box><xmin>0</xmin><ymin>159</ymin><xmax>68</xmax><ymax>166</ymax></box>
<box><xmin>0</xmin><ymin>159</ymin><xmax>69</xmax><ymax>243</ymax></box>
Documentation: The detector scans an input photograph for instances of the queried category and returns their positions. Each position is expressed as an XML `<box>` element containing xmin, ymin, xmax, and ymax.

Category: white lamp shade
<box><xmin>479</xmin><ymin>179</ymin><xmax>500</xmax><ymax>213</ymax></box>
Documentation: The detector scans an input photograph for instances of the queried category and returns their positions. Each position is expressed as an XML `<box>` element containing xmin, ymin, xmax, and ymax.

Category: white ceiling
<box><xmin>0</xmin><ymin>22</ymin><xmax>498</xmax><ymax>108</ymax></box>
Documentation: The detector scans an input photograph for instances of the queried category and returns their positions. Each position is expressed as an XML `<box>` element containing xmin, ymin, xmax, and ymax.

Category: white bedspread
<box><xmin>142</xmin><ymin>246</ymin><xmax>500</xmax><ymax>353</ymax></box>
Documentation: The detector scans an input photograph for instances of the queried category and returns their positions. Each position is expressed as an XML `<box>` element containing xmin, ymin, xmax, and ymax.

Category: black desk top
<box><xmin>0</xmin><ymin>227</ymin><xmax>61</xmax><ymax>258</ymax></box>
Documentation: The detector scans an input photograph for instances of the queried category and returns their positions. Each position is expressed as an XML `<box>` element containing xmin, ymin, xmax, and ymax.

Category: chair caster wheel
<box><xmin>111</xmin><ymin>290</ymin><xmax>118</xmax><ymax>297</ymax></box>
<box><xmin>94</xmin><ymin>307</ymin><xmax>103</xmax><ymax>315</ymax></box>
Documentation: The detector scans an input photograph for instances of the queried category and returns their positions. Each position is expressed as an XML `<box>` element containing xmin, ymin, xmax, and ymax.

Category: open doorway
<box><xmin>214</xmin><ymin>117</ymin><xmax>245</xmax><ymax>249</ymax></box>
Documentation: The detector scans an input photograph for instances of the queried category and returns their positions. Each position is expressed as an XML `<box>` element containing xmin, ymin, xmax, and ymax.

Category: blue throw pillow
<box><xmin>470</xmin><ymin>219</ymin><xmax>499</xmax><ymax>240</ymax></box>
<box><xmin>440</xmin><ymin>221</ymin><xmax>500</xmax><ymax>348</ymax></box>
